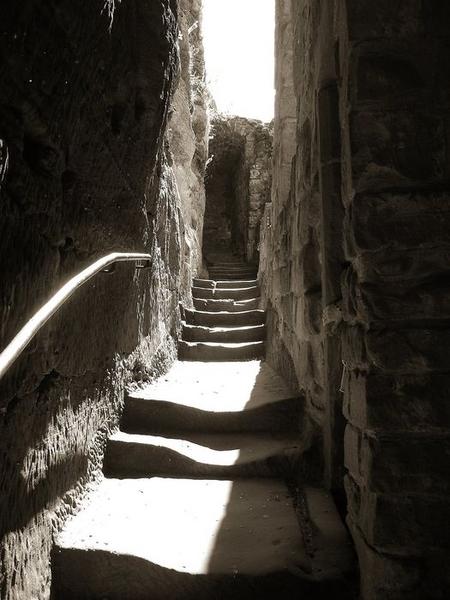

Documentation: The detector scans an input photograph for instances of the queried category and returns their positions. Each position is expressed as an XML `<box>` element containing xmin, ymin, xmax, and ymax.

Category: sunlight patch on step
<box><xmin>57</xmin><ymin>479</ymin><xmax>235</xmax><ymax>574</ymax></box>
<box><xmin>128</xmin><ymin>360</ymin><xmax>296</xmax><ymax>412</ymax></box>
<box><xmin>57</xmin><ymin>477</ymin><xmax>304</xmax><ymax>575</ymax></box>
<box><xmin>112</xmin><ymin>431</ymin><xmax>241</xmax><ymax>466</ymax></box>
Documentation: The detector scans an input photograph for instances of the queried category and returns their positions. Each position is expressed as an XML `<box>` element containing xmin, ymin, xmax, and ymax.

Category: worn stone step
<box><xmin>209</xmin><ymin>266</ymin><xmax>258</xmax><ymax>273</ymax></box>
<box><xmin>208</xmin><ymin>267</ymin><xmax>257</xmax><ymax>274</ymax></box>
<box><xmin>182</xmin><ymin>323</ymin><xmax>265</xmax><ymax>344</ymax></box>
<box><xmin>178</xmin><ymin>340</ymin><xmax>265</xmax><ymax>361</ymax></box>
<box><xmin>52</xmin><ymin>478</ymin><xmax>303</xmax><ymax>600</ymax></box>
<box><xmin>208</xmin><ymin>265</ymin><xmax>257</xmax><ymax>271</ymax></box>
<box><xmin>192</xmin><ymin>286</ymin><xmax>260</xmax><ymax>301</ymax></box>
<box><xmin>184</xmin><ymin>308</ymin><xmax>265</xmax><ymax>327</ymax></box>
<box><xmin>122</xmin><ymin>395</ymin><xmax>302</xmax><ymax>435</ymax></box>
<box><xmin>53</xmin><ymin>478</ymin><xmax>354</xmax><ymax>600</ymax></box>
<box><xmin>193</xmin><ymin>297</ymin><xmax>260</xmax><ymax>312</ymax></box>
<box><xmin>209</xmin><ymin>261</ymin><xmax>256</xmax><ymax>266</ymax></box>
<box><xmin>208</xmin><ymin>276</ymin><xmax>258</xmax><ymax>283</ymax></box>
<box><xmin>208</xmin><ymin>274</ymin><xmax>258</xmax><ymax>281</ymax></box>
<box><xmin>194</xmin><ymin>278</ymin><xmax>259</xmax><ymax>289</ymax></box>
<box><xmin>122</xmin><ymin>361</ymin><xmax>303</xmax><ymax>434</ymax></box>
<box><xmin>205</xmin><ymin>256</ymin><xmax>244</xmax><ymax>264</ymax></box>
<box><xmin>104</xmin><ymin>431</ymin><xmax>304</xmax><ymax>479</ymax></box>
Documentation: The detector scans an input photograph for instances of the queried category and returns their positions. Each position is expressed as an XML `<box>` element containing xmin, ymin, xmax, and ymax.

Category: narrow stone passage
<box><xmin>51</xmin><ymin>262</ymin><xmax>355</xmax><ymax>599</ymax></box>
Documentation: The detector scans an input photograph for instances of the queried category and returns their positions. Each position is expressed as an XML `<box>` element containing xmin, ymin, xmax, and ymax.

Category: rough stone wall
<box><xmin>204</xmin><ymin>116</ymin><xmax>272</xmax><ymax>260</ymax></box>
<box><xmin>342</xmin><ymin>2</ymin><xmax>450</xmax><ymax>598</ymax></box>
<box><xmin>0</xmin><ymin>1</ymin><xmax>207</xmax><ymax>598</ymax></box>
<box><xmin>168</xmin><ymin>0</ymin><xmax>209</xmax><ymax>285</ymax></box>
<box><xmin>260</xmin><ymin>0</ymin><xmax>330</xmax><ymax>435</ymax></box>
<box><xmin>261</xmin><ymin>1</ymin><xmax>450</xmax><ymax>597</ymax></box>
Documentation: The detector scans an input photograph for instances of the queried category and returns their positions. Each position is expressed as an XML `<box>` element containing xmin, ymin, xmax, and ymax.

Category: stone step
<box><xmin>53</xmin><ymin>478</ymin><xmax>355</xmax><ymax>600</ymax></box>
<box><xmin>208</xmin><ymin>276</ymin><xmax>258</xmax><ymax>283</ymax></box>
<box><xmin>192</xmin><ymin>285</ymin><xmax>260</xmax><ymax>301</ymax></box>
<box><xmin>121</xmin><ymin>361</ymin><xmax>303</xmax><ymax>434</ymax></box>
<box><xmin>208</xmin><ymin>265</ymin><xmax>257</xmax><ymax>271</ymax></box>
<box><xmin>104</xmin><ymin>431</ymin><xmax>304</xmax><ymax>479</ymax></box>
<box><xmin>184</xmin><ymin>308</ymin><xmax>265</xmax><ymax>327</ymax></box>
<box><xmin>208</xmin><ymin>262</ymin><xmax>258</xmax><ymax>271</ymax></box>
<box><xmin>205</xmin><ymin>256</ymin><xmax>244</xmax><ymax>264</ymax></box>
<box><xmin>193</xmin><ymin>297</ymin><xmax>260</xmax><ymax>312</ymax></box>
<box><xmin>208</xmin><ymin>274</ymin><xmax>258</xmax><ymax>281</ymax></box>
<box><xmin>178</xmin><ymin>340</ymin><xmax>265</xmax><ymax>361</ymax></box>
<box><xmin>182</xmin><ymin>323</ymin><xmax>265</xmax><ymax>344</ymax></box>
<box><xmin>208</xmin><ymin>267</ymin><xmax>257</xmax><ymax>274</ymax></box>
<box><xmin>122</xmin><ymin>394</ymin><xmax>302</xmax><ymax>435</ymax></box>
<box><xmin>194</xmin><ymin>278</ymin><xmax>259</xmax><ymax>289</ymax></box>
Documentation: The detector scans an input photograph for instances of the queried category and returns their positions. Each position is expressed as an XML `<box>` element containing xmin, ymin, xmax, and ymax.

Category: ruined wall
<box><xmin>0</xmin><ymin>1</ymin><xmax>208</xmax><ymax>598</ymax></box>
<box><xmin>261</xmin><ymin>1</ymin><xmax>450</xmax><ymax>597</ymax></box>
<box><xmin>204</xmin><ymin>116</ymin><xmax>272</xmax><ymax>261</ymax></box>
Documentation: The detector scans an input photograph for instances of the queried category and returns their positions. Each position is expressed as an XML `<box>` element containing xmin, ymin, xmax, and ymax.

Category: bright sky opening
<box><xmin>202</xmin><ymin>0</ymin><xmax>275</xmax><ymax>123</ymax></box>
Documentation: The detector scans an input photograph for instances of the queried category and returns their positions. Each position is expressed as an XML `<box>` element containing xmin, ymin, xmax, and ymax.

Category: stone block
<box><xmin>348</xmin><ymin>514</ymin><xmax>430</xmax><ymax>600</ymax></box>
<box><xmin>347</xmin><ymin>478</ymin><xmax>450</xmax><ymax>552</ymax></box>
<box><xmin>343</xmin><ymin>370</ymin><xmax>450</xmax><ymax>432</ymax></box>
<box><xmin>279</xmin><ymin>265</ymin><xmax>291</xmax><ymax>296</ymax></box>
<box><xmin>347</xmin><ymin>0</ymin><xmax>423</xmax><ymax>40</ymax></box>
<box><xmin>366</xmin><ymin>432</ymin><xmax>450</xmax><ymax>495</ymax></box>
<box><xmin>341</xmin><ymin>265</ymin><xmax>358</xmax><ymax>322</ymax></box>
<box><xmin>345</xmin><ymin>426</ymin><xmax>450</xmax><ymax>494</ymax></box>
<box><xmin>344</xmin><ymin>424</ymin><xmax>363</xmax><ymax>482</ymax></box>
<box><xmin>303</xmin><ymin>291</ymin><xmax>322</xmax><ymax>336</ymax></box>
<box><xmin>365</xmin><ymin>328</ymin><xmax>450</xmax><ymax>373</ymax></box>
<box><xmin>299</xmin><ymin>239</ymin><xmax>322</xmax><ymax>294</ymax></box>
<box><xmin>352</xmin><ymin>245</ymin><xmax>450</xmax><ymax>287</ymax></box>
<box><xmin>354</xmin><ymin>281</ymin><xmax>450</xmax><ymax>325</ymax></box>
<box><xmin>341</xmin><ymin>324</ymin><xmax>368</xmax><ymax>370</ymax></box>
<box><xmin>355</xmin><ymin>48</ymin><xmax>426</xmax><ymax>103</ymax></box>
<box><xmin>348</xmin><ymin>192</ymin><xmax>450</xmax><ymax>253</ymax></box>
<box><xmin>350</xmin><ymin>110</ymin><xmax>446</xmax><ymax>189</ymax></box>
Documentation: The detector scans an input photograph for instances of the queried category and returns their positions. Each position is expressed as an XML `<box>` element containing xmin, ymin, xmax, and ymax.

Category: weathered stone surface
<box><xmin>346</xmin><ymin>474</ymin><xmax>450</xmax><ymax>552</ymax></box>
<box><xmin>0</xmin><ymin>1</ymin><xmax>209</xmax><ymax>597</ymax></box>
<box><xmin>350</xmin><ymin>110</ymin><xmax>447</xmax><ymax>190</ymax></box>
<box><xmin>348</xmin><ymin>516</ymin><xmax>449</xmax><ymax>600</ymax></box>
<box><xmin>52</xmin><ymin>477</ymin><xmax>353</xmax><ymax>600</ymax></box>
<box><xmin>261</xmin><ymin>0</ymin><xmax>450</xmax><ymax>596</ymax></box>
<box><xmin>345</xmin><ymin>425</ymin><xmax>450</xmax><ymax>494</ymax></box>
<box><xmin>365</xmin><ymin>328</ymin><xmax>450</xmax><ymax>373</ymax></box>
<box><xmin>260</xmin><ymin>0</ymin><xmax>350</xmax><ymax>497</ymax></box>
<box><xmin>343</xmin><ymin>370</ymin><xmax>450</xmax><ymax>432</ymax></box>
<box><xmin>347</xmin><ymin>192</ymin><xmax>450</xmax><ymax>253</ymax></box>
<box><xmin>168</xmin><ymin>0</ymin><xmax>209</xmax><ymax>287</ymax></box>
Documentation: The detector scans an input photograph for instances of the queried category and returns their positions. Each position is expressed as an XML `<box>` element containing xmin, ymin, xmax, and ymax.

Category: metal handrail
<box><xmin>0</xmin><ymin>252</ymin><xmax>151</xmax><ymax>380</ymax></box>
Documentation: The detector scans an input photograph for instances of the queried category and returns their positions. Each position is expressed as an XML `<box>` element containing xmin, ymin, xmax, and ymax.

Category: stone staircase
<box><xmin>51</xmin><ymin>261</ymin><xmax>355</xmax><ymax>599</ymax></box>
<box><xmin>179</xmin><ymin>258</ymin><xmax>265</xmax><ymax>362</ymax></box>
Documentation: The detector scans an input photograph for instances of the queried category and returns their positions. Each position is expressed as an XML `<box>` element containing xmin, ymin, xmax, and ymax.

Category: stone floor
<box><xmin>52</xmin><ymin>265</ymin><xmax>355</xmax><ymax>599</ymax></box>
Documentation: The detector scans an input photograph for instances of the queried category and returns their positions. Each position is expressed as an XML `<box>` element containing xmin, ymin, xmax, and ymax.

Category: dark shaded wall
<box><xmin>261</xmin><ymin>1</ymin><xmax>450</xmax><ymax>597</ymax></box>
<box><xmin>204</xmin><ymin>116</ymin><xmax>272</xmax><ymax>261</ymax></box>
<box><xmin>0</xmin><ymin>1</ymin><xmax>208</xmax><ymax>598</ymax></box>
